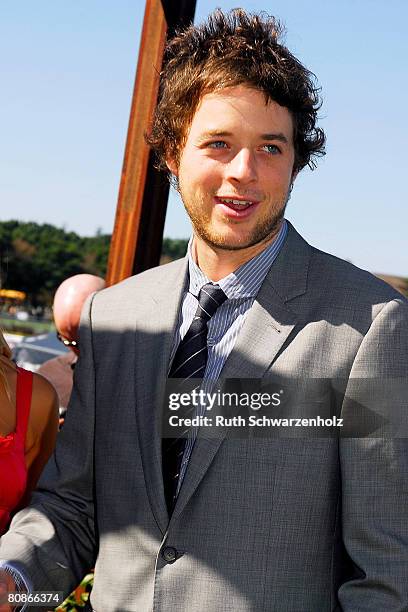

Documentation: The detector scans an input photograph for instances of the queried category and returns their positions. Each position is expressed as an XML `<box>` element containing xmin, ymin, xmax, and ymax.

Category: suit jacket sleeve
<box><xmin>338</xmin><ymin>297</ymin><xmax>408</xmax><ymax>610</ymax></box>
<box><xmin>0</xmin><ymin>293</ymin><xmax>97</xmax><ymax>595</ymax></box>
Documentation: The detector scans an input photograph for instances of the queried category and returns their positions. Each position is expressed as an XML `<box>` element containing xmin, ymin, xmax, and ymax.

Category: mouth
<box><xmin>214</xmin><ymin>196</ymin><xmax>260</xmax><ymax>218</ymax></box>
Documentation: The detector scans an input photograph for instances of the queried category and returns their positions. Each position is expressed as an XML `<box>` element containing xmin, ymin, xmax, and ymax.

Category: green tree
<box><xmin>0</xmin><ymin>221</ymin><xmax>188</xmax><ymax>307</ymax></box>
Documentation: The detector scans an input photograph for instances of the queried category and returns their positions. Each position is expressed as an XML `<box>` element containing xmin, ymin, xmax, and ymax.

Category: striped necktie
<box><xmin>162</xmin><ymin>283</ymin><xmax>227</xmax><ymax>513</ymax></box>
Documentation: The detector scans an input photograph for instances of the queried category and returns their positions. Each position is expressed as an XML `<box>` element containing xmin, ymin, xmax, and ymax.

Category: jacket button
<box><xmin>162</xmin><ymin>546</ymin><xmax>177</xmax><ymax>563</ymax></box>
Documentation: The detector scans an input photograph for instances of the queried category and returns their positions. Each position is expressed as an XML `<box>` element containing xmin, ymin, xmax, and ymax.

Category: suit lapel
<box><xmin>133</xmin><ymin>257</ymin><xmax>188</xmax><ymax>532</ymax></box>
<box><xmin>172</xmin><ymin>223</ymin><xmax>311</xmax><ymax>519</ymax></box>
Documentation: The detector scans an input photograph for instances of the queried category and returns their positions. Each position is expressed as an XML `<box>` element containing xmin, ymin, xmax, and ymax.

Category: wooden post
<box><xmin>106</xmin><ymin>0</ymin><xmax>196</xmax><ymax>286</ymax></box>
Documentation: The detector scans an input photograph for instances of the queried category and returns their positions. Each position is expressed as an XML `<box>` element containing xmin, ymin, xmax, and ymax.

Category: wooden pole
<box><xmin>106</xmin><ymin>0</ymin><xmax>166</xmax><ymax>285</ymax></box>
<box><xmin>106</xmin><ymin>0</ymin><xmax>196</xmax><ymax>286</ymax></box>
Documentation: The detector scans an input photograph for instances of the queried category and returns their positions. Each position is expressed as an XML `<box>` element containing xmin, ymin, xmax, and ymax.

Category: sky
<box><xmin>1</xmin><ymin>0</ymin><xmax>407</xmax><ymax>276</ymax></box>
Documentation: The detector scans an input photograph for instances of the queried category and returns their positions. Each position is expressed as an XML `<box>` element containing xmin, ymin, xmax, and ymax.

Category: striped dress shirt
<box><xmin>169</xmin><ymin>220</ymin><xmax>288</xmax><ymax>493</ymax></box>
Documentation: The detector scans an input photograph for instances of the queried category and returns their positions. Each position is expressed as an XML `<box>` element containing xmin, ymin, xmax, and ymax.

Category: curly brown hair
<box><xmin>146</xmin><ymin>8</ymin><xmax>326</xmax><ymax>174</ymax></box>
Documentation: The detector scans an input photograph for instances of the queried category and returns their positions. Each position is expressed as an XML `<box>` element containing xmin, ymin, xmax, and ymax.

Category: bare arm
<box><xmin>22</xmin><ymin>373</ymin><xmax>59</xmax><ymax>505</ymax></box>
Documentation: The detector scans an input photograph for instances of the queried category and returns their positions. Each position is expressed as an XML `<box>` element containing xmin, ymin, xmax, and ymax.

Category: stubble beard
<box><xmin>180</xmin><ymin>186</ymin><xmax>291</xmax><ymax>252</ymax></box>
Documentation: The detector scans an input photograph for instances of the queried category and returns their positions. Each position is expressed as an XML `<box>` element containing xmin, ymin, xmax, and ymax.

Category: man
<box><xmin>38</xmin><ymin>274</ymin><xmax>106</xmax><ymax>419</ymax></box>
<box><xmin>1</xmin><ymin>9</ymin><xmax>408</xmax><ymax>611</ymax></box>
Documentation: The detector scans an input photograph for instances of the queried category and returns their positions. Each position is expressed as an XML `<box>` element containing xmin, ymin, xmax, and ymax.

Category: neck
<box><xmin>193</xmin><ymin>227</ymin><xmax>281</xmax><ymax>282</ymax></box>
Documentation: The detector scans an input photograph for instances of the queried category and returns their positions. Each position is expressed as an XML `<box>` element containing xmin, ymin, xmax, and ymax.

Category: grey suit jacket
<box><xmin>1</xmin><ymin>223</ymin><xmax>408</xmax><ymax>611</ymax></box>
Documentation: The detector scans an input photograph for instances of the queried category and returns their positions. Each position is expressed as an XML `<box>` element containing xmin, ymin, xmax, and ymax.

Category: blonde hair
<box><xmin>0</xmin><ymin>329</ymin><xmax>12</xmax><ymax>359</ymax></box>
<box><xmin>0</xmin><ymin>329</ymin><xmax>12</xmax><ymax>399</ymax></box>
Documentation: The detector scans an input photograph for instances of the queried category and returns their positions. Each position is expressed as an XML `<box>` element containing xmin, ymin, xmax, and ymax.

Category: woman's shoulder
<box><xmin>20</xmin><ymin>369</ymin><xmax>59</xmax><ymax>496</ymax></box>
<box><xmin>32</xmin><ymin>369</ymin><xmax>58</xmax><ymax>398</ymax></box>
<box><xmin>29</xmin><ymin>371</ymin><xmax>59</xmax><ymax>434</ymax></box>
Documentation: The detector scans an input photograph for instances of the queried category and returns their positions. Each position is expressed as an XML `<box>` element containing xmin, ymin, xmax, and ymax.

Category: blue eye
<box><xmin>208</xmin><ymin>141</ymin><xmax>227</xmax><ymax>149</ymax></box>
<box><xmin>262</xmin><ymin>144</ymin><xmax>281</xmax><ymax>154</ymax></box>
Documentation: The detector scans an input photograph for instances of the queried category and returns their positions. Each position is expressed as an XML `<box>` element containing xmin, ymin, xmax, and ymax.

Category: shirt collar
<box><xmin>187</xmin><ymin>219</ymin><xmax>288</xmax><ymax>300</ymax></box>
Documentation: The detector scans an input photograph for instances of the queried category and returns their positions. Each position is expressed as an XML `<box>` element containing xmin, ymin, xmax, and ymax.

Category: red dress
<box><xmin>0</xmin><ymin>366</ymin><xmax>32</xmax><ymax>534</ymax></box>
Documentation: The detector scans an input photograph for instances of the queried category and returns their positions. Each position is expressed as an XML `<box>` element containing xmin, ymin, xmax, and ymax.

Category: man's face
<box><xmin>167</xmin><ymin>85</ymin><xmax>296</xmax><ymax>252</ymax></box>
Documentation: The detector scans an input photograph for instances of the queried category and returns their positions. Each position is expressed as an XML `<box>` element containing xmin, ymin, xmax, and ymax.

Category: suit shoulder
<box><xmin>309</xmin><ymin>246</ymin><xmax>407</xmax><ymax>306</ymax></box>
<box><xmin>92</xmin><ymin>258</ymin><xmax>187</xmax><ymax>306</ymax></box>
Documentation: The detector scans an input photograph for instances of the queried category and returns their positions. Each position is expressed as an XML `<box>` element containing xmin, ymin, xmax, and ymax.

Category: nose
<box><xmin>226</xmin><ymin>148</ymin><xmax>258</xmax><ymax>184</ymax></box>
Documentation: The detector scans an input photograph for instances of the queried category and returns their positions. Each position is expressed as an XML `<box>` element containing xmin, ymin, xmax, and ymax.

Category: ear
<box><xmin>165</xmin><ymin>157</ymin><xmax>178</xmax><ymax>177</ymax></box>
